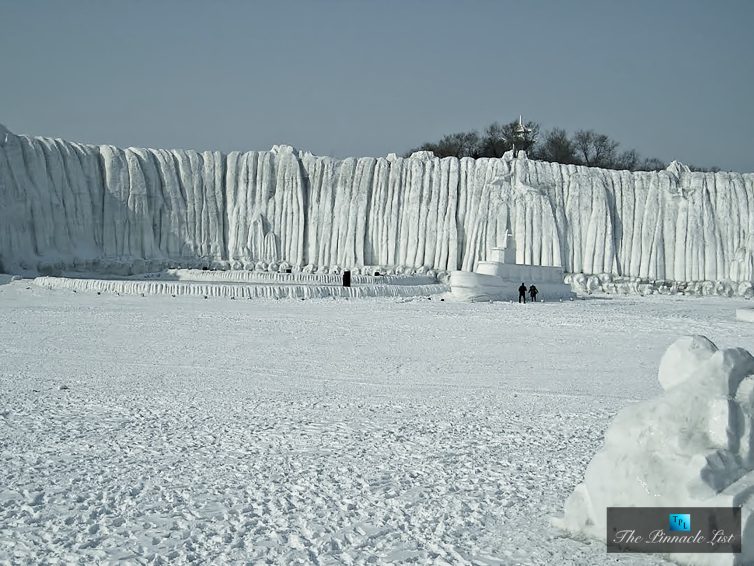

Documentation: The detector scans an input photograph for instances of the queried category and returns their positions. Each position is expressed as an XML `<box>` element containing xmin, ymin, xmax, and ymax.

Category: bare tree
<box><xmin>480</xmin><ymin>122</ymin><xmax>510</xmax><ymax>158</ymax></box>
<box><xmin>573</xmin><ymin>130</ymin><xmax>620</xmax><ymax>168</ymax></box>
<box><xmin>536</xmin><ymin>128</ymin><xmax>577</xmax><ymax>164</ymax></box>
<box><xmin>478</xmin><ymin>119</ymin><xmax>539</xmax><ymax>157</ymax></box>
<box><xmin>615</xmin><ymin>149</ymin><xmax>640</xmax><ymax>171</ymax></box>
<box><xmin>637</xmin><ymin>157</ymin><xmax>666</xmax><ymax>171</ymax></box>
<box><xmin>688</xmin><ymin>164</ymin><xmax>721</xmax><ymax>173</ymax></box>
<box><xmin>406</xmin><ymin>130</ymin><xmax>481</xmax><ymax>158</ymax></box>
<box><xmin>406</xmin><ymin>120</ymin><xmax>709</xmax><ymax>171</ymax></box>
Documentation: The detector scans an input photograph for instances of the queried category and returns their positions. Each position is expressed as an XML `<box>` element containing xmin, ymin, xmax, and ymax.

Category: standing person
<box><xmin>518</xmin><ymin>282</ymin><xmax>527</xmax><ymax>304</ymax></box>
<box><xmin>529</xmin><ymin>284</ymin><xmax>539</xmax><ymax>302</ymax></box>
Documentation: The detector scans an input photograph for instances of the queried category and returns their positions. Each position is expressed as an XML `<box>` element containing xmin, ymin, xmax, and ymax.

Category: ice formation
<box><xmin>450</xmin><ymin>238</ymin><xmax>574</xmax><ymax>302</ymax></box>
<box><xmin>137</xmin><ymin>269</ymin><xmax>440</xmax><ymax>286</ymax></box>
<box><xmin>557</xmin><ymin>335</ymin><xmax>754</xmax><ymax>565</ymax></box>
<box><xmin>33</xmin><ymin>275</ymin><xmax>448</xmax><ymax>300</ymax></box>
<box><xmin>2</xmin><ymin>131</ymin><xmax>754</xmax><ymax>288</ymax></box>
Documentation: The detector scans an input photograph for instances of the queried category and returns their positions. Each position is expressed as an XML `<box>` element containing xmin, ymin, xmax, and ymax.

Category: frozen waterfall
<box><xmin>1</xmin><ymin>131</ymin><xmax>753</xmax><ymax>283</ymax></box>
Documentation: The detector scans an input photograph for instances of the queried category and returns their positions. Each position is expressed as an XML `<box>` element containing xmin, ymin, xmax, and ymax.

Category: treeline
<box><xmin>405</xmin><ymin>119</ymin><xmax>719</xmax><ymax>172</ymax></box>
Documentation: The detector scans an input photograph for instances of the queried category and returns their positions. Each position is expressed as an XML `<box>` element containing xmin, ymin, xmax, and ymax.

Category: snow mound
<box><xmin>557</xmin><ymin>335</ymin><xmax>754</xmax><ymax>565</ymax></box>
<box><xmin>657</xmin><ymin>335</ymin><xmax>718</xmax><ymax>390</ymax></box>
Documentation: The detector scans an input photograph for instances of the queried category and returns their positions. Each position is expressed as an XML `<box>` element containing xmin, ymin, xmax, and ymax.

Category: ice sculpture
<box><xmin>557</xmin><ymin>335</ymin><xmax>754</xmax><ymax>565</ymax></box>
<box><xmin>449</xmin><ymin>230</ymin><xmax>574</xmax><ymax>301</ymax></box>
<box><xmin>1</xmin><ymin>130</ymin><xmax>753</xmax><ymax>287</ymax></box>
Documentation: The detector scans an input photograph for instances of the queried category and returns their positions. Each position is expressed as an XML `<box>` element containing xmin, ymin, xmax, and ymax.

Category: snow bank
<box><xmin>557</xmin><ymin>335</ymin><xmax>754</xmax><ymax>565</ymax></box>
<box><xmin>32</xmin><ymin>275</ymin><xmax>448</xmax><ymax>300</ymax></box>
<box><xmin>566</xmin><ymin>273</ymin><xmax>754</xmax><ymax>298</ymax></box>
<box><xmin>2</xmin><ymin>132</ymin><xmax>754</xmax><ymax>286</ymax></box>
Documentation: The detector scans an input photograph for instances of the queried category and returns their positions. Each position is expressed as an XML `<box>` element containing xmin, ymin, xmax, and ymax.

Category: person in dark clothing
<box><xmin>529</xmin><ymin>285</ymin><xmax>539</xmax><ymax>302</ymax></box>
<box><xmin>518</xmin><ymin>283</ymin><xmax>527</xmax><ymax>303</ymax></box>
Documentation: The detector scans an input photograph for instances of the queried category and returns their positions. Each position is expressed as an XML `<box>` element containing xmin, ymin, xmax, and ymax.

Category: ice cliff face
<box><xmin>1</xmin><ymin>131</ymin><xmax>754</xmax><ymax>282</ymax></box>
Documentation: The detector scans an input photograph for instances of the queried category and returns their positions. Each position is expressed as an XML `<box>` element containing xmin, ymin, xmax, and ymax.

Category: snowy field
<box><xmin>2</xmin><ymin>280</ymin><xmax>753</xmax><ymax>565</ymax></box>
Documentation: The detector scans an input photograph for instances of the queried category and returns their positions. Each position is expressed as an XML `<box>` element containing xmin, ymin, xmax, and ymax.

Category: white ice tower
<box><xmin>449</xmin><ymin>229</ymin><xmax>575</xmax><ymax>301</ymax></box>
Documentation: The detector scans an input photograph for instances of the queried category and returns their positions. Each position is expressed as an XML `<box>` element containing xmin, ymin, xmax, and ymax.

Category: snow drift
<box><xmin>557</xmin><ymin>335</ymin><xmax>754</xmax><ymax>565</ymax></box>
<box><xmin>2</xmin><ymin>131</ymin><xmax>754</xmax><ymax>285</ymax></box>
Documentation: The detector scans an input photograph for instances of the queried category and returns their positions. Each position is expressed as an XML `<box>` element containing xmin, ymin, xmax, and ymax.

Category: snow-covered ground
<box><xmin>2</xmin><ymin>280</ymin><xmax>752</xmax><ymax>564</ymax></box>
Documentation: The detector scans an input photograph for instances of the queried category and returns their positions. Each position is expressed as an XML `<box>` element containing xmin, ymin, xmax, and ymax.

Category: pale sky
<box><xmin>2</xmin><ymin>0</ymin><xmax>753</xmax><ymax>171</ymax></box>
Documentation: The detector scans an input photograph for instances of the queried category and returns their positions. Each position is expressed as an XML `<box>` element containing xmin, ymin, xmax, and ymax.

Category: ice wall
<box><xmin>2</xmin><ymin>130</ymin><xmax>754</xmax><ymax>283</ymax></box>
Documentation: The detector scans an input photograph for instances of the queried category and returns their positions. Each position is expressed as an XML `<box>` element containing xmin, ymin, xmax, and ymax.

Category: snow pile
<box><xmin>2</xmin><ymin>131</ymin><xmax>754</xmax><ymax>285</ymax></box>
<box><xmin>557</xmin><ymin>335</ymin><xmax>754</xmax><ymax>565</ymax></box>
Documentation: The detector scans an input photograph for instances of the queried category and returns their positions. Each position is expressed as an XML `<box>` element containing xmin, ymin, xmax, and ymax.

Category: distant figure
<box><xmin>518</xmin><ymin>283</ymin><xmax>527</xmax><ymax>304</ymax></box>
<box><xmin>529</xmin><ymin>285</ymin><xmax>539</xmax><ymax>302</ymax></box>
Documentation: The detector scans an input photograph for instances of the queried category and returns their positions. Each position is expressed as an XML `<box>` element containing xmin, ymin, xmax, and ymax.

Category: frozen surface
<box><xmin>737</xmin><ymin>308</ymin><xmax>754</xmax><ymax>323</ymax></box>
<box><xmin>4</xmin><ymin>283</ymin><xmax>754</xmax><ymax>563</ymax></box>
<box><xmin>2</xmin><ymin>132</ymin><xmax>754</xmax><ymax>284</ymax></box>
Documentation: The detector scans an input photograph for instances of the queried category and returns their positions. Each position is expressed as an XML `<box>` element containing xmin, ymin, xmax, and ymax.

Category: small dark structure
<box><xmin>343</xmin><ymin>270</ymin><xmax>351</xmax><ymax>287</ymax></box>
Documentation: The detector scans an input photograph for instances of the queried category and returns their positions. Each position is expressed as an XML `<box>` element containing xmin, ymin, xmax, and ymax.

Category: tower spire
<box><xmin>512</xmin><ymin>115</ymin><xmax>531</xmax><ymax>154</ymax></box>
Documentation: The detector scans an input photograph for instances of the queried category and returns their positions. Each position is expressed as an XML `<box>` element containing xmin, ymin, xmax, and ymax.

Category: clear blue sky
<box><xmin>2</xmin><ymin>0</ymin><xmax>753</xmax><ymax>171</ymax></box>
